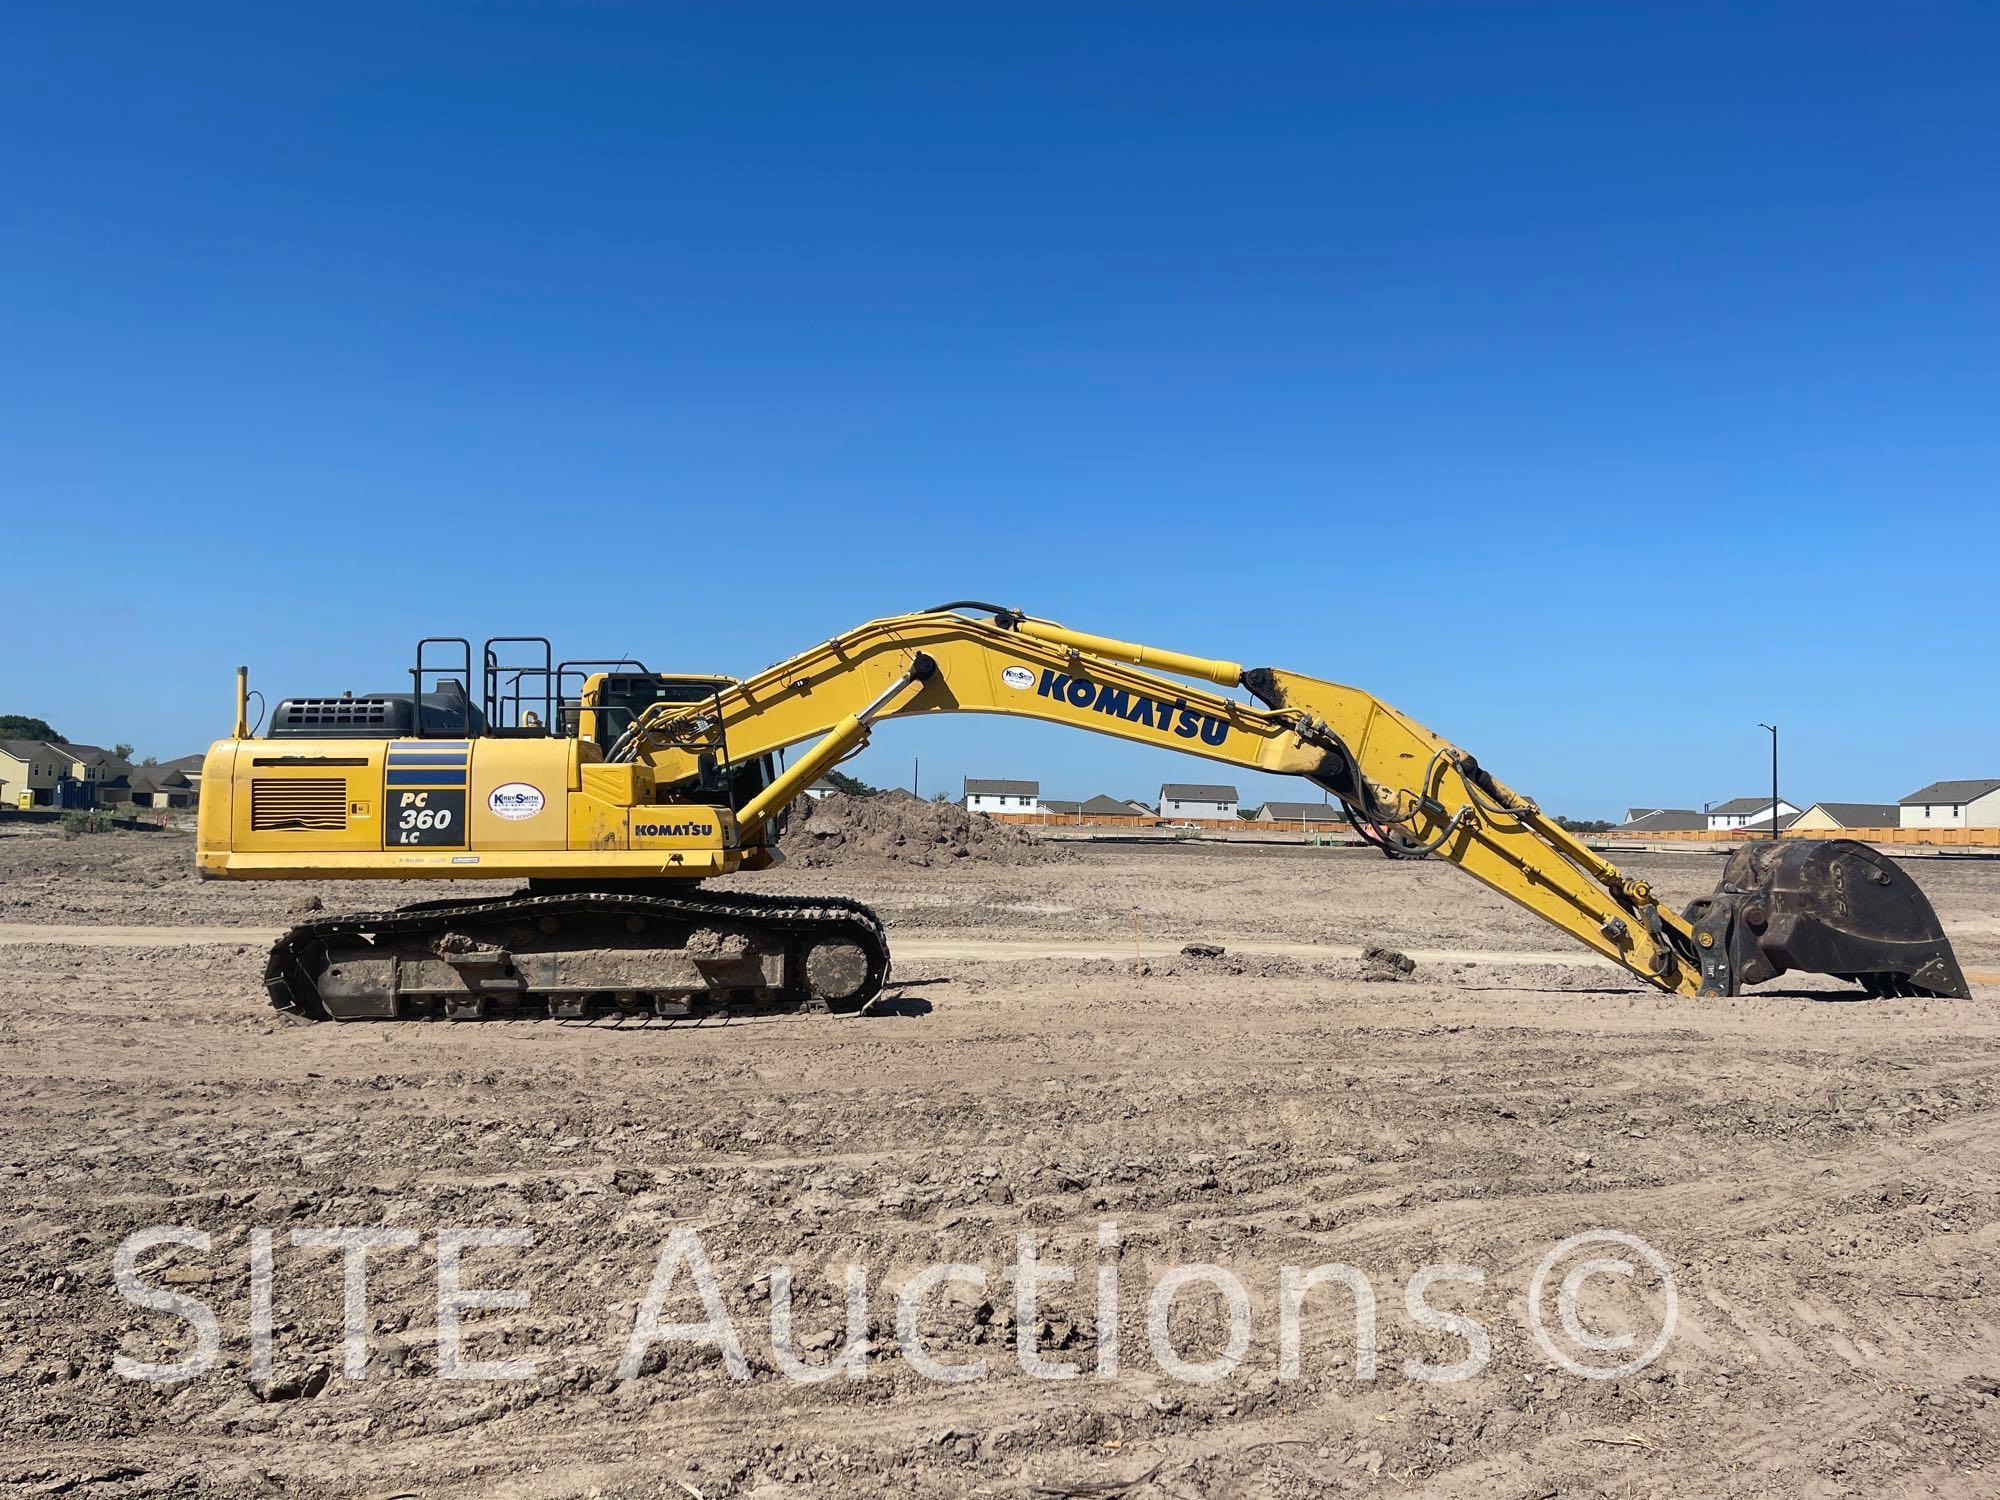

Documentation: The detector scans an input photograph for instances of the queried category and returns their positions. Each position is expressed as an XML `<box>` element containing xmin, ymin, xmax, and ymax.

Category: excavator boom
<box><xmin>617</xmin><ymin>603</ymin><xmax>1965</xmax><ymax>1002</ymax></box>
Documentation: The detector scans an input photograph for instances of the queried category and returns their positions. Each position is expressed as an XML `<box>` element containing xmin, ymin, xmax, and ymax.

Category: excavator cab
<box><xmin>570</xmin><ymin>667</ymin><xmax>779</xmax><ymax>814</ymax></box>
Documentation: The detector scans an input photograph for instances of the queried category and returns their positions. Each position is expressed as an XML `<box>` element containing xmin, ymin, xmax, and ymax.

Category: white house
<box><xmin>964</xmin><ymin>778</ymin><xmax>1039</xmax><ymax>814</ymax></box>
<box><xmin>1705</xmin><ymin>796</ymin><xmax>1801</xmax><ymax>832</ymax></box>
<box><xmin>1160</xmin><ymin>783</ymin><xmax>1237</xmax><ymax>820</ymax></box>
<box><xmin>1899</xmin><ymin>779</ymin><xmax>2000</xmax><ymax>830</ymax></box>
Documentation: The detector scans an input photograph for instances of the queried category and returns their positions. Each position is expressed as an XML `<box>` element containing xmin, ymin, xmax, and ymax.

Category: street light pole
<box><xmin>1759</xmin><ymin>723</ymin><xmax>1779</xmax><ymax>839</ymax></box>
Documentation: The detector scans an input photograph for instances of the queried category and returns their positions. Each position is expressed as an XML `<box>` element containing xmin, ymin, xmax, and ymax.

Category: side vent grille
<box><xmin>252</xmin><ymin>778</ymin><xmax>348</xmax><ymax>831</ymax></box>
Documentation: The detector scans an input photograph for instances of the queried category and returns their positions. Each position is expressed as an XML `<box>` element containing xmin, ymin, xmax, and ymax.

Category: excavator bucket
<box><xmin>1684</xmin><ymin>838</ymin><xmax>1969</xmax><ymax>998</ymax></box>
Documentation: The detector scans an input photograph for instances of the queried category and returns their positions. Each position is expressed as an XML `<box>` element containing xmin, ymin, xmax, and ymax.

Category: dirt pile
<box><xmin>784</xmin><ymin>791</ymin><xmax>1066</xmax><ymax>869</ymax></box>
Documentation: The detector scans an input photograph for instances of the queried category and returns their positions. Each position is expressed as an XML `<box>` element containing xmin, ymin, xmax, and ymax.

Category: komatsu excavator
<box><xmin>196</xmin><ymin>604</ymin><xmax>1969</xmax><ymax>1021</ymax></box>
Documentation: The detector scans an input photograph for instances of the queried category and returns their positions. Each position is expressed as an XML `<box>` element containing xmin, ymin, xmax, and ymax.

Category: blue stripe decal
<box><xmin>386</xmin><ymin>768</ymin><xmax>468</xmax><ymax>786</ymax></box>
<box><xmin>389</xmin><ymin>742</ymin><xmax>470</xmax><ymax>752</ymax></box>
<box><xmin>387</xmin><ymin>753</ymin><xmax>470</xmax><ymax>766</ymax></box>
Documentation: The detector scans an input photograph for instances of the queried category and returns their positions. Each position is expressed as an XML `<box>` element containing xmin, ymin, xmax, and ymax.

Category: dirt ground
<box><xmin>3</xmin><ymin>822</ymin><xmax>1999</xmax><ymax>1498</ymax></box>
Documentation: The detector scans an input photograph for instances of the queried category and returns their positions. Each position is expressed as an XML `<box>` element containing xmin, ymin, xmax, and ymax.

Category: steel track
<box><xmin>263</xmin><ymin>887</ymin><xmax>890</xmax><ymax>1022</ymax></box>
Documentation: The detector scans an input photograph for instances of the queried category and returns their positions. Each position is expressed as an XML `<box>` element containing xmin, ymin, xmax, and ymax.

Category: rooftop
<box><xmin>1616</xmin><ymin>808</ymin><xmax>1706</xmax><ymax>832</ymax></box>
<box><xmin>1258</xmin><ymin>800</ymin><xmax>1346</xmax><ymax>821</ymax></box>
<box><xmin>1802</xmin><ymin>801</ymin><xmax>1899</xmax><ymax>826</ymax></box>
<box><xmin>1079</xmin><ymin>794</ymin><xmax>1141</xmax><ymax>816</ymax></box>
<box><xmin>1899</xmin><ymin>779</ymin><xmax>2000</xmax><ymax>807</ymax></box>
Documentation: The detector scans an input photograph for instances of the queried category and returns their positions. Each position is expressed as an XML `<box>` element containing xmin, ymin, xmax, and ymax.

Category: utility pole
<box><xmin>1759</xmin><ymin>723</ymin><xmax>1779</xmax><ymax>839</ymax></box>
<box><xmin>912</xmin><ymin>757</ymin><xmax>920</xmax><ymax>798</ymax></box>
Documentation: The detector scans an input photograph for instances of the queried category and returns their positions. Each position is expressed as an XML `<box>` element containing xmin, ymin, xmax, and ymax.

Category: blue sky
<box><xmin>3</xmin><ymin>3</ymin><xmax>1993</xmax><ymax>817</ymax></box>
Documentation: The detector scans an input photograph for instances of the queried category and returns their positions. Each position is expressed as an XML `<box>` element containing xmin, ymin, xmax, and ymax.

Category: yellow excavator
<box><xmin>197</xmin><ymin>604</ymin><xmax>1969</xmax><ymax>1020</ymax></box>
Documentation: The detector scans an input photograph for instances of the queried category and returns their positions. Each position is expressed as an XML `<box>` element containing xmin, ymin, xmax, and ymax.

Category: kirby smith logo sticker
<box><xmin>488</xmin><ymin>783</ymin><xmax>546</xmax><ymax>820</ymax></box>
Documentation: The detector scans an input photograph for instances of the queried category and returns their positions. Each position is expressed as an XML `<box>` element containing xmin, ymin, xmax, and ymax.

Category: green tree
<box><xmin>1555</xmin><ymin>816</ymin><xmax>1613</xmax><ymax>833</ymax></box>
<box><xmin>112</xmin><ymin>743</ymin><xmax>135</xmax><ymax>759</ymax></box>
<box><xmin>823</xmin><ymin>769</ymin><xmax>879</xmax><ymax>797</ymax></box>
<box><xmin>0</xmin><ymin>714</ymin><xmax>62</xmax><ymax>742</ymax></box>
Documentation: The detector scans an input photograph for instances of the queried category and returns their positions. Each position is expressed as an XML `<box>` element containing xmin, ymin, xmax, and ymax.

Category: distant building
<box><xmin>1898</xmin><ymin>779</ymin><xmax>2000</xmax><ymax>830</ymax></box>
<box><xmin>0</xmin><ymin>741</ymin><xmax>146</xmax><ymax>809</ymax></box>
<box><xmin>1254</xmin><ymin>800</ymin><xmax>1346</xmax><ymax>824</ymax></box>
<box><xmin>1615</xmin><ymin>808</ymin><xmax>1706</xmax><ymax>833</ymax></box>
<box><xmin>1790</xmin><ymin>802</ymin><xmax>1899</xmax><ymax>832</ymax></box>
<box><xmin>0</xmin><ymin>740</ymin><xmax>63</xmax><ymax>807</ymax></box>
<box><xmin>1122</xmin><ymin>799</ymin><xmax>1153</xmax><ymax>816</ymax></box>
<box><xmin>964</xmin><ymin>777</ymin><xmax>1039</xmax><ymax>814</ymax></box>
<box><xmin>803</xmin><ymin>779</ymin><xmax>838</xmax><ymax>801</ymax></box>
<box><xmin>1738</xmin><ymin>808</ymin><xmax>1801</xmax><ymax>833</ymax></box>
<box><xmin>128</xmin><ymin>765</ymin><xmax>196</xmax><ymax>809</ymax></box>
<box><xmin>1160</xmin><ymin>783</ymin><xmax>1237</xmax><ymax>820</ymax></box>
<box><xmin>1078</xmin><ymin>794</ymin><xmax>1143</xmax><ymax>818</ymax></box>
<box><xmin>49</xmin><ymin>743</ymin><xmax>134</xmax><ymax>795</ymax></box>
<box><xmin>1039</xmin><ymin>799</ymin><xmax>1082</xmax><ymax>817</ymax></box>
<box><xmin>1705</xmin><ymin>796</ymin><xmax>1801</xmax><ymax>832</ymax></box>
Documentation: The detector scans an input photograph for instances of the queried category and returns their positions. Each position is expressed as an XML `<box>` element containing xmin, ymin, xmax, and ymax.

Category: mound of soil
<box><xmin>784</xmin><ymin>790</ymin><xmax>1065</xmax><ymax>869</ymax></box>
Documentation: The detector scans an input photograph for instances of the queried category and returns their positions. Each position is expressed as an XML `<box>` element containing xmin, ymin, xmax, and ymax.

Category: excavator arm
<box><xmin>614</xmin><ymin>604</ymin><xmax>1969</xmax><ymax>1001</ymax></box>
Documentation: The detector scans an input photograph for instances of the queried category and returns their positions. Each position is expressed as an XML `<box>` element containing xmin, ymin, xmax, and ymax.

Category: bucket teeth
<box><xmin>1689</xmin><ymin>839</ymin><xmax>1969</xmax><ymax>999</ymax></box>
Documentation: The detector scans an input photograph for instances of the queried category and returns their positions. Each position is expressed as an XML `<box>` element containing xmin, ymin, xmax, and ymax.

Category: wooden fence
<box><xmin>982</xmin><ymin>810</ymin><xmax>1999</xmax><ymax>847</ymax></box>
<box><xmin>988</xmin><ymin>812</ymin><xmax>1350</xmax><ymax>833</ymax></box>
<box><xmin>1600</xmin><ymin>825</ymin><xmax>2000</xmax><ymax>848</ymax></box>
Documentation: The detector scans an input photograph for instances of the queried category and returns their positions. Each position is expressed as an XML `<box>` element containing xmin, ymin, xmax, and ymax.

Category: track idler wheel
<box><xmin>803</xmin><ymin>939</ymin><xmax>873</xmax><ymax>1014</ymax></box>
<box><xmin>1684</xmin><ymin>838</ymin><xmax>1969</xmax><ymax>998</ymax></box>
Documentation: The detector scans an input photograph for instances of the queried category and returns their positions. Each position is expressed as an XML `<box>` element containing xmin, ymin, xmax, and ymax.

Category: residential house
<box><xmin>1254</xmin><ymin>800</ymin><xmax>1347</xmax><ymax>824</ymax></box>
<box><xmin>1160</xmin><ymin>783</ymin><xmax>1237</xmax><ymax>820</ymax></box>
<box><xmin>803</xmin><ymin>779</ymin><xmax>838</xmax><ymax>801</ymax></box>
<box><xmin>1705</xmin><ymin>796</ymin><xmax>1801</xmax><ymax>832</ymax></box>
<box><xmin>1122</xmin><ymin>800</ymin><xmax>1153</xmax><ymax>816</ymax></box>
<box><xmin>1790</xmin><ymin>802</ymin><xmax>1899</xmax><ymax>832</ymax></box>
<box><xmin>1038</xmin><ymin>799</ymin><xmax>1082</xmax><ymax>818</ymax></box>
<box><xmin>160</xmin><ymin>753</ymin><xmax>207</xmax><ymax>800</ymax></box>
<box><xmin>48</xmin><ymin>743</ymin><xmax>135</xmax><ymax>806</ymax></box>
<box><xmin>1898</xmin><ymin>779</ymin><xmax>2000</xmax><ymax>830</ymax></box>
<box><xmin>964</xmin><ymin>778</ymin><xmax>1039</xmax><ymax>815</ymax></box>
<box><xmin>0</xmin><ymin>740</ymin><xmax>64</xmax><ymax>807</ymax></box>
<box><xmin>1614</xmin><ymin>808</ymin><xmax>1706</xmax><ymax>833</ymax></box>
<box><xmin>128</xmin><ymin>765</ymin><xmax>196</xmax><ymax>809</ymax></box>
<box><xmin>1078</xmin><ymin>794</ymin><xmax>1143</xmax><ymax>818</ymax></box>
